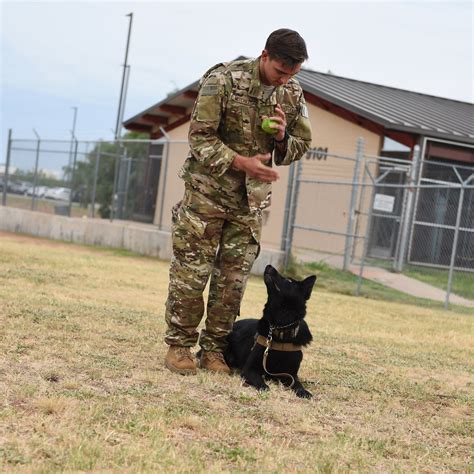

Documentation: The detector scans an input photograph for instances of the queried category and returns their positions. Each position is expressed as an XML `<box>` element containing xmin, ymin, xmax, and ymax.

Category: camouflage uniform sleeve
<box><xmin>188</xmin><ymin>71</ymin><xmax>237</xmax><ymax>177</ymax></box>
<box><xmin>274</xmin><ymin>92</ymin><xmax>312</xmax><ymax>166</ymax></box>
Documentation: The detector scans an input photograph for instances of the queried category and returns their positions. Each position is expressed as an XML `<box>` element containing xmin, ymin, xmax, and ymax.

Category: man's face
<box><xmin>260</xmin><ymin>50</ymin><xmax>302</xmax><ymax>87</ymax></box>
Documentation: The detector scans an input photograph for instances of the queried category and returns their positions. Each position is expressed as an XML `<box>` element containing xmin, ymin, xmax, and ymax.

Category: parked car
<box><xmin>9</xmin><ymin>181</ymin><xmax>33</xmax><ymax>195</ymax></box>
<box><xmin>26</xmin><ymin>186</ymin><xmax>49</xmax><ymax>198</ymax></box>
<box><xmin>44</xmin><ymin>187</ymin><xmax>71</xmax><ymax>201</ymax></box>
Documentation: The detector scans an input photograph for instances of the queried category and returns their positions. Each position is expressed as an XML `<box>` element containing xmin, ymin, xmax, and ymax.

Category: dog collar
<box><xmin>255</xmin><ymin>335</ymin><xmax>302</xmax><ymax>352</ymax></box>
<box><xmin>269</xmin><ymin>322</ymin><xmax>300</xmax><ymax>341</ymax></box>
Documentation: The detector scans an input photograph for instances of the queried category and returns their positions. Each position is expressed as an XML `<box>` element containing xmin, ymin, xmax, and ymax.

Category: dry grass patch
<box><xmin>0</xmin><ymin>232</ymin><xmax>473</xmax><ymax>472</ymax></box>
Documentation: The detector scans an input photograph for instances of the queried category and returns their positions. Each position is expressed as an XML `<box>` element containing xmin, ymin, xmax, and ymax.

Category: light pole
<box><xmin>67</xmin><ymin>106</ymin><xmax>78</xmax><ymax>180</ymax></box>
<box><xmin>115</xmin><ymin>12</ymin><xmax>133</xmax><ymax>140</ymax></box>
<box><xmin>71</xmin><ymin>106</ymin><xmax>78</xmax><ymax>138</ymax></box>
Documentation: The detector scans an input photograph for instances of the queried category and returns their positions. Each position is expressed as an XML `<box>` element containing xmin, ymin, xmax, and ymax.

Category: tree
<box><xmin>68</xmin><ymin>132</ymin><xmax>149</xmax><ymax>218</ymax></box>
<box><xmin>9</xmin><ymin>169</ymin><xmax>64</xmax><ymax>188</ymax></box>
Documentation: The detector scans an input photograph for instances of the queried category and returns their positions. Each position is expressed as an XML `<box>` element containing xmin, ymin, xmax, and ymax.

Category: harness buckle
<box><xmin>265</xmin><ymin>335</ymin><xmax>272</xmax><ymax>356</ymax></box>
<box><xmin>264</xmin><ymin>326</ymin><xmax>273</xmax><ymax>356</ymax></box>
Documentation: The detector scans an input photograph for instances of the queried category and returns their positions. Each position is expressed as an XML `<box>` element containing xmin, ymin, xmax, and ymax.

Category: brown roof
<box><xmin>124</xmin><ymin>60</ymin><xmax>473</xmax><ymax>144</ymax></box>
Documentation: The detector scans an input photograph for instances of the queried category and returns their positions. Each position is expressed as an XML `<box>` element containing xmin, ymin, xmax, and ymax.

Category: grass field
<box><xmin>287</xmin><ymin>260</ymin><xmax>473</xmax><ymax>314</ymax></box>
<box><xmin>1</xmin><ymin>232</ymin><xmax>473</xmax><ymax>472</ymax></box>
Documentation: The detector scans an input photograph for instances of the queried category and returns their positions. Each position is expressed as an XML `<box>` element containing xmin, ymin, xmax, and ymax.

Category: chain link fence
<box><xmin>283</xmin><ymin>138</ymin><xmax>474</xmax><ymax>309</ymax></box>
<box><xmin>1</xmin><ymin>134</ymin><xmax>167</xmax><ymax>222</ymax></box>
<box><xmin>2</xmin><ymin>132</ymin><xmax>473</xmax><ymax>309</ymax></box>
<box><xmin>409</xmin><ymin>159</ymin><xmax>474</xmax><ymax>269</ymax></box>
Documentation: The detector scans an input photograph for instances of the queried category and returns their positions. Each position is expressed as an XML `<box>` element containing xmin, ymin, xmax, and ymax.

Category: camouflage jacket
<box><xmin>179</xmin><ymin>57</ymin><xmax>312</xmax><ymax>213</ymax></box>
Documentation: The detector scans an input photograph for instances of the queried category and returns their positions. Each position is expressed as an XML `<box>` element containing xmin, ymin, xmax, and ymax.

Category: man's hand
<box><xmin>232</xmin><ymin>153</ymin><xmax>279</xmax><ymax>182</ymax></box>
<box><xmin>266</xmin><ymin>104</ymin><xmax>287</xmax><ymax>142</ymax></box>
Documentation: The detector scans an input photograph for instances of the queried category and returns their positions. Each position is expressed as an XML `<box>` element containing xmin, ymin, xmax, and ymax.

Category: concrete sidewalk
<box><xmin>294</xmin><ymin>249</ymin><xmax>474</xmax><ymax>309</ymax></box>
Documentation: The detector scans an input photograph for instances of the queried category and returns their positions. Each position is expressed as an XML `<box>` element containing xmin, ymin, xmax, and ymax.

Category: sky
<box><xmin>1</xmin><ymin>0</ymin><xmax>473</xmax><ymax>164</ymax></box>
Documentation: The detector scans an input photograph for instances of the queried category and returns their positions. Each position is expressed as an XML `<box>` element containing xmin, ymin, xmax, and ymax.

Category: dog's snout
<box><xmin>264</xmin><ymin>265</ymin><xmax>278</xmax><ymax>276</ymax></box>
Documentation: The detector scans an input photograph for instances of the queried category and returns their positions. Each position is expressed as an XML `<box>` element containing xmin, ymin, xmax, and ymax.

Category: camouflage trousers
<box><xmin>164</xmin><ymin>188</ymin><xmax>261</xmax><ymax>352</ymax></box>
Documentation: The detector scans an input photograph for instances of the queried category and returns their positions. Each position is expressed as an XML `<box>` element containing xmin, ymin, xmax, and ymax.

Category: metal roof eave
<box><xmin>123</xmin><ymin>80</ymin><xmax>199</xmax><ymax>127</ymax></box>
<box><xmin>303</xmin><ymin>87</ymin><xmax>474</xmax><ymax>145</ymax></box>
<box><xmin>123</xmin><ymin>62</ymin><xmax>473</xmax><ymax>145</ymax></box>
<box><xmin>383</xmin><ymin>123</ymin><xmax>474</xmax><ymax>145</ymax></box>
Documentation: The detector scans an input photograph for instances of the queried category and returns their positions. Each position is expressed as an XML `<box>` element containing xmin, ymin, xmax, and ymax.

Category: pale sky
<box><xmin>1</xmin><ymin>0</ymin><xmax>473</xmax><ymax>160</ymax></box>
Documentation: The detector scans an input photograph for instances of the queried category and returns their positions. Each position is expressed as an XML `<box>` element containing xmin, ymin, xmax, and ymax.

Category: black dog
<box><xmin>224</xmin><ymin>265</ymin><xmax>316</xmax><ymax>398</ymax></box>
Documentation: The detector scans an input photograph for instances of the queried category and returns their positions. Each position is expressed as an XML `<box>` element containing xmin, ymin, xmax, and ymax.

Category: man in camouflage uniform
<box><xmin>164</xmin><ymin>29</ymin><xmax>312</xmax><ymax>375</ymax></box>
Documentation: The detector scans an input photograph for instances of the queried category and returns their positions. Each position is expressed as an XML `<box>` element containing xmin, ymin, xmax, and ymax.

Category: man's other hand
<box><xmin>232</xmin><ymin>154</ymin><xmax>280</xmax><ymax>182</ymax></box>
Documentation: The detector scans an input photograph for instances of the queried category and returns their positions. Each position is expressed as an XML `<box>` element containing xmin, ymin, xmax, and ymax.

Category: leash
<box><xmin>258</xmin><ymin>323</ymin><xmax>301</xmax><ymax>388</ymax></box>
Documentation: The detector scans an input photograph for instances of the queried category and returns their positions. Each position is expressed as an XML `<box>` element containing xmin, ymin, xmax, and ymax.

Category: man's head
<box><xmin>260</xmin><ymin>28</ymin><xmax>308</xmax><ymax>87</ymax></box>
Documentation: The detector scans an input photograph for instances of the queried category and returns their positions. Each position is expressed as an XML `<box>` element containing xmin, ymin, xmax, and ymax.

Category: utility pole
<box><xmin>67</xmin><ymin>106</ymin><xmax>78</xmax><ymax>180</ymax></box>
<box><xmin>71</xmin><ymin>106</ymin><xmax>78</xmax><ymax>138</ymax></box>
<box><xmin>115</xmin><ymin>12</ymin><xmax>133</xmax><ymax>140</ymax></box>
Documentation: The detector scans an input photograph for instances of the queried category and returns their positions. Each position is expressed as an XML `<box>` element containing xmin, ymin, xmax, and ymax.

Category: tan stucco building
<box><xmin>124</xmin><ymin>59</ymin><xmax>474</xmax><ymax>267</ymax></box>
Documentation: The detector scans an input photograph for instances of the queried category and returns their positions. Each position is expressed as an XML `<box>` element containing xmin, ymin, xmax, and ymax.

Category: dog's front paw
<box><xmin>295</xmin><ymin>387</ymin><xmax>312</xmax><ymax>399</ymax></box>
<box><xmin>256</xmin><ymin>382</ymin><xmax>270</xmax><ymax>392</ymax></box>
<box><xmin>242</xmin><ymin>372</ymin><xmax>269</xmax><ymax>392</ymax></box>
<box><xmin>243</xmin><ymin>378</ymin><xmax>269</xmax><ymax>392</ymax></box>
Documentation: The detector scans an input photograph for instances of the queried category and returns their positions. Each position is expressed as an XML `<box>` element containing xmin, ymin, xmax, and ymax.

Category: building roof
<box><xmin>124</xmin><ymin>60</ymin><xmax>474</xmax><ymax>145</ymax></box>
<box><xmin>297</xmin><ymin>69</ymin><xmax>473</xmax><ymax>143</ymax></box>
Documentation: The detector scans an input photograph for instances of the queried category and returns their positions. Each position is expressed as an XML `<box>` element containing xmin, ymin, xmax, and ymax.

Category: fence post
<box><xmin>110</xmin><ymin>142</ymin><xmax>121</xmax><ymax>222</ymax></box>
<box><xmin>356</xmin><ymin>163</ymin><xmax>376</xmax><ymax>296</ymax></box>
<box><xmin>407</xmin><ymin>137</ymin><xmax>426</xmax><ymax>265</ymax></box>
<box><xmin>119</xmin><ymin>147</ymin><xmax>132</xmax><ymax>219</ymax></box>
<box><xmin>2</xmin><ymin>129</ymin><xmax>12</xmax><ymax>206</ymax></box>
<box><xmin>158</xmin><ymin>132</ymin><xmax>170</xmax><ymax>230</ymax></box>
<box><xmin>395</xmin><ymin>145</ymin><xmax>420</xmax><ymax>272</ymax></box>
<box><xmin>351</xmin><ymin>154</ymin><xmax>368</xmax><ymax>263</ymax></box>
<box><xmin>343</xmin><ymin>137</ymin><xmax>364</xmax><ymax>271</ymax></box>
<box><xmin>124</xmin><ymin>150</ymin><xmax>133</xmax><ymax>218</ymax></box>
<box><xmin>445</xmin><ymin>184</ymin><xmax>465</xmax><ymax>309</ymax></box>
<box><xmin>90</xmin><ymin>141</ymin><xmax>101</xmax><ymax>218</ymax></box>
<box><xmin>113</xmin><ymin>146</ymin><xmax>128</xmax><ymax>220</ymax></box>
<box><xmin>31</xmin><ymin>130</ymin><xmax>41</xmax><ymax>211</ymax></box>
<box><xmin>67</xmin><ymin>139</ymin><xmax>78</xmax><ymax>217</ymax></box>
<box><xmin>283</xmin><ymin>158</ymin><xmax>303</xmax><ymax>270</ymax></box>
<box><xmin>280</xmin><ymin>158</ymin><xmax>296</xmax><ymax>251</ymax></box>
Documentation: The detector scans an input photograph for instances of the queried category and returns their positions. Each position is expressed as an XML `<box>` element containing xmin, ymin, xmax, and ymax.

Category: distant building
<box><xmin>0</xmin><ymin>165</ymin><xmax>17</xmax><ymax>175</ymax></box>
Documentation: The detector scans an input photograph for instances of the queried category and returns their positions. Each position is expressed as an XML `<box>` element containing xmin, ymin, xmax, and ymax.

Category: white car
<box><xmin>9</xmin><ymin>181</ymin><xmax>32</xmax><ymax>194</ymax></box>
<box><xmin>27</xmin><ymin>186</ymin><xmax>49</xmax><ymax>198</ymax></box>
<box><xmin>45</xmin><ymin>187</ymin><xmax>71</xmax><ymax>201</ymax></box>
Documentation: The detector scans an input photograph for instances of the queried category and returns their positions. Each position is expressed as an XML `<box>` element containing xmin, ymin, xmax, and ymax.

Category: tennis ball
<box><xmin>261</xmin><ymin>118</ymin><xmax>278</xmax><ymax>135</ymax></box>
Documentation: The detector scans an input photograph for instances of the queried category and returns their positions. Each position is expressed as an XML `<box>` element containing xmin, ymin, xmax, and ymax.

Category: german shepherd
<box><xmin>224</xmin><ymin>265</ymin><xmax>316</xmax><ymax>398</ymax></box>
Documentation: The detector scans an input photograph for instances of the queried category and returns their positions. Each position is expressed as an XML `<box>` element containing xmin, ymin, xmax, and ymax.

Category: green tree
<box><xmin>10</xmin><ymin>169</ymin><xmax>65</xmax><ymax>188</ymax></box>
<box><xmin>68</xmin><ymin>132</ymin><xmax>149</xmax><ymax>218</ymax></box>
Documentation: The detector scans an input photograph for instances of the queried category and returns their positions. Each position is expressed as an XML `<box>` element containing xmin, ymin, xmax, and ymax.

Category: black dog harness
<box><xmin>255</xmin><ymin>322</ymin><xmax>302</xmax><ymax>388</ymax></box>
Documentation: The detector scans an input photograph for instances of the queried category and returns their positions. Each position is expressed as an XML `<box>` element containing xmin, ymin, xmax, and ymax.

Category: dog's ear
<box><xmin>300</xmin><ymin>275</ymin><xmax>317</xmax><ymax>300</ymax></box>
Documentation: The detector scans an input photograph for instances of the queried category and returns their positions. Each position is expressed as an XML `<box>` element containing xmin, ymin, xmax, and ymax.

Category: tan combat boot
<box><xmin>199</xmin><ymin>351</ymin><xmax>231</xmax><ymax>374</ymax></box>
<box><xmin>164</xmin><ymin>346</ymin><xmax>197</xmax><ymax>375</ymax></box>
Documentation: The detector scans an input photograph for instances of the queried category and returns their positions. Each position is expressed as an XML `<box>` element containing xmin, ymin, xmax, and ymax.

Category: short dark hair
<box><xmin>265</xmin><ymin>29</ymin><xmax>308</xmax><ymax>68</ymax></box>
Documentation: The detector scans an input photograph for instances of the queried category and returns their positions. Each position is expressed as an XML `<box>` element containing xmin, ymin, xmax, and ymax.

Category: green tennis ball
<box><xmin>261</xmin><ymin>118</ymin><xmax>278</xmax><ymax>135</ymax></box>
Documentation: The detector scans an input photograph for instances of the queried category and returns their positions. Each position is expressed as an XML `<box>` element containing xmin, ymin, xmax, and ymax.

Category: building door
<box><xmin>409</xmin><ymin>156</ymin><xmax>474</xmax><ymax>270</ymax></box>
<box><xmin>368</xmin><ymin>167</ymin><xmax>407</xmax><ymax>260</ymax></box>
